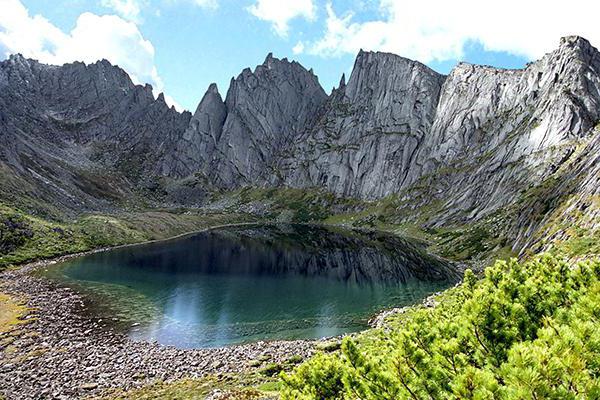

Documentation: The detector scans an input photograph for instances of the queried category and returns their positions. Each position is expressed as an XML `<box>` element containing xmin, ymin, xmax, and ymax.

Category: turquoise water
<box><xmin>43</xmin><ymin>224</ymin><xmax>458</xmax><ymax>348</ymax></box>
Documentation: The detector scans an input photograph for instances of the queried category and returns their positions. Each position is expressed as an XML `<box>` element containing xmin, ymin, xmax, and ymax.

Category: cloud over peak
<box><xmin>299</xmin><ymin>0</ymin><xmax>600</xmax><ymax>64</ymax></box>
<box><xmin>248</xmin><ymin>0</ymin><xmax>315</xmax><ymax>37</ymax></box>
<box><xmin>0</xmin><ymin>0</ymin><xmax>182</xmax><ymax>110</ymax></box>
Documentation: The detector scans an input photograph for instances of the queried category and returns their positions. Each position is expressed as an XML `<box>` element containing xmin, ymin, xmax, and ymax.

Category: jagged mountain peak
<box><xmin>344</xmin><ymin>47</ymin><xmax>445</xmax><ymax>102</ymax></box>
<box><xmin>5</xmin><ymin>53</ymin><xmax>30</xmax><ymax>66</ymax></box>
<box><xmin>206</xmin><ymin>82</ymin><xmax>220</xmax><ymax>94</ymax></box>
<box><xmin>544</xmin><ymin>35</ymin><xmax>600</xmax><ymax>66</ymax></box>
<box><xmin>225</xmin><ymin>53</ymin><xmax>326</xmax><ymax>108</ymax></box>
<box><xmin>192</xmin><ymin>83</ymin><xmax>225</xmax><ymax>119</ymax></box>
<box><xmin>2</xmin><ymin>36</ymin><xmax>600</xmax><ymax>224</ymax></box>
<box><xmin>338</xmin><ymin>72</ymin><xmax>346</xmax><ymax>88</ymax></box>
<box><xmin>559</xmin><ymin>35</ymin><xmax>594</xmax><ymax>50</ymax></box>
<box><xmin>352</xmin><ymin>49</ymin><xmax>440</xmax><ymax>72</ymax></box>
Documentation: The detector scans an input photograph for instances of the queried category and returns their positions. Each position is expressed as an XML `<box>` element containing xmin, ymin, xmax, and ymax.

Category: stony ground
<box><xmin>0</xmin><ymin>255</ymin><xmax>315</xmax><ymax>399</ymax></box>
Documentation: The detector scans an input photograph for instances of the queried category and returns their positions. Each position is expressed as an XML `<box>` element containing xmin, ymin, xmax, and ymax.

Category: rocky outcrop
<box><xmin>162</xmin><ymin>83</ymin><xmax>227</xmax><ymax>178</ymax></box>
<box><xmin>0</xmin><ymin>54</ymin><xmax>192</xmax><ymax>213</ymax></box>
<box><xmin>279</xmin><ymin>37</ymin><xmax>600</xmax><ymax>204</ymax></box>
<box><xmin>282</xmin><ymin>50</ymin><xmax>446</xmax><ymax>198</ymax></box>
<box><xmin>201</xmin><ymin>54</ymin><xmax>328</xmax><ymax>187</ymax></box>
<box><xmin>272</xmin><ymin>36</ymin><xmax>600</xmax><ymax>233</ymax></box>
<box><xmin>158</xmin><ymin>53</ymin><xmax>328</xmax><ymax>189</ymax></box>
<box><xmin>405</xmin><ymin>35</ymin><xmax>600</xmax><ymax>226</ymax></box>
<box><xmin>1</xmin><ymin>36</ymin><xmax>600</xmax><ymax>235</ymax></box>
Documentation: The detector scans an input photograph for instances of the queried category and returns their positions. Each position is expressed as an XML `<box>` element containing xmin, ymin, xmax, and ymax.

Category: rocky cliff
<box><xmin>166</xmin><ymin>54</ymin><xmax>328</xmax><ymax>188</ymax></box>
<box><xmin>408</xmin><ymin>35</ymin><xmax>600</xmax><ymax>226</ymax></box>
<box><xmin>282</xmin><ymin>50</ymin><xmax>446</xmax><ymax>199</ymax></box>
<box><xmin>1</xmin><ymin>36</ymin><xmax>600</xmax><ymax>253</ymax></box>
<box><xmin>281</xmin><ymin>36</ymin><xmax>600</xmax><ymax>216</ymax></box>
<box><xmin>0</xmin><ymin>54</ymin><xmax>192</xmax><ymax>214</ymax></box>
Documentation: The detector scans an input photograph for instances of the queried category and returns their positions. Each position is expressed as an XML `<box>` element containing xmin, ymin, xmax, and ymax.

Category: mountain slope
<box><xmin>0</xmin><ymin>54</ymin><xmax>192</xmax><ymax>215</ymax></box>
<box><xmin>282</xmin><ymin>50</ymin><xmax>446</xmax><ymax>199</ymax></box>
<box><xmin>1</xmin><ymin>36</ymin><xmax>599</xmax><ymax>260</ymax></box>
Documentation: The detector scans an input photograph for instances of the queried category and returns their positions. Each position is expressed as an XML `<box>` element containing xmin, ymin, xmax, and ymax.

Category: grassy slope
<box><xmin>0</xmin><ymin>203</ymin><xmax>257</xmax><ymax>269</ymax></box>
<box><xmin>0</xmin><ymin>293</ymin><xmax>27</xmax><ymax>335</ymax></box>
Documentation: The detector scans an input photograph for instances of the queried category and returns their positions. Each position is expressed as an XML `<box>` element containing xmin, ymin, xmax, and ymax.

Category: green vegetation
<box><xmin>0</xmin><ymin>203</ymin><xmax>256</xmax><ymax>270</ymax></box>
<box><xmin>104</xmin><ymin>374</ymin><xmax>281</xmax><ymax>400</ymax></box>
<box><xmin>525</xmin><ymin>194</ymin><xmax>600</xmax><ymax>259</ymax></box>
<box><xmin>282</xmin><ymin>255</ymin><xmax>600</xmax><ymax>399</ymax></box>
<box><xmin>0</xmin><ymin>292</ymin><xmax>28</xmax><ymax>334</ymax></box>
<box><xmin>220</xmin><ymin>186</ymin><xmax>362</xmax><ymax>223</ymax></box>
<box><xmin>259</xmin><ymin>356</ymin><xmax>306</xmax><ymax>378</ymax></box>
<box><xmin>2</xmin><ymin>178</ymin><xmax>599</xmax><ymax>399</ymax></box>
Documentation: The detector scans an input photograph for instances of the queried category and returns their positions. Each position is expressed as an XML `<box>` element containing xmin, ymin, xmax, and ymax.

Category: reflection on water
<box><xmin>44</xmin><ymin>224</ymin><xmax>459</xmax><ymax>348</ymax></box>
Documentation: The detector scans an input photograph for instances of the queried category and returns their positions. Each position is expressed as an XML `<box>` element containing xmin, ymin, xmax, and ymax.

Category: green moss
<box><xmin>261</xmin><ymin>363</ymin><xmax>284</xmax><ymax>377</ymax></box>
<box><xmin>106</xmin><ymin>377</ymin><xmax>215</xmax><ymax>399</ymax></box>
<box><xmin>257</xmin><ymin>380</ymin><xmax>283</xmax><ymax>392</ymax></box>
<box><xmin>287</xmin><ymin>355</ymin><xmax>304</xmax><ymax>364</ymax></box>
<box><xmin>315</xmin><ymin>340</ymin><xmax>342</xmax><ymax>353</ymax></box>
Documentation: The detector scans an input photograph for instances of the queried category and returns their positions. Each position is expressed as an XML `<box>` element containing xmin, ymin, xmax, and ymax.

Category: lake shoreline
<box><xmin>0</xmin><ymin>222</ymin><xmax>325</xmax><ymax>398</ymax></box>
<box><xmin>0</xmin><ymin>221</ymin><xmax>457</xmax><ymax>398</ymax></box>
<box><xmin>0</xmin><ymin>255</ymin><xmax>317</xmax><ymax>398</ymax></box>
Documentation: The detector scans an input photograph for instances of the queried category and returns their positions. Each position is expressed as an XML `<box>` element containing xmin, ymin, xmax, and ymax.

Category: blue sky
<box><xmin>2</xmin><ymin>0</ymin><xmax>598</xmax><ymax>111</ymax></box>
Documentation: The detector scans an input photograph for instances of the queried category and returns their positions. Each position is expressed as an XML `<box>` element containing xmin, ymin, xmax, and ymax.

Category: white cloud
<box><xmin>102</xmin><ymin>0</ymin><xmax>217</xmax><ymax>21</ymax></box>
<box><xmin>308</xmin><ymin>0</ymin><xmax>600</xmax><ymax>63</ymax></box>
<box><xmin>248</xmin><ymin>0</ymin><xmax>315</xmax><ymax>37</ymax></box>
<box><xmin>191</xmin><ymin>0</ymin><xmax>218</xmax><ymax>9</ymax></box>
<box><xmin>162</xmin><ymin>0</ymin><xmax>218</xmax><ymax>10</ymax></box>
<box><xmin>0</xmin><ymin>0</ymin><xmax>182</xmax><ymax>110</ymax></box>
<box><xmin>292</xmin><ymin>41</ymin><xmax>305</xmax><ymax>54</ymax></box>
<box><xmin>101</xmin><ymin>0</ymin><xmax>145</xmax><ymax>22</ymax></box>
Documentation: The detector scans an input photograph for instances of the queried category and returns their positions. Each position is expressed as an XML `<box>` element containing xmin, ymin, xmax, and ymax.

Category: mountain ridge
<box><xmin>1</xmin><ymin>36</ymin><xmax>599</xmax><ymax>259</ymax></box>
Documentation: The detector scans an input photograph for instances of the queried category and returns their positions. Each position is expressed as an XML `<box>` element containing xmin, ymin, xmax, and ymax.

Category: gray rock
<box><xmin>203</xmin><ymin>53</ymin><xmax>328</xmax><ymax>187</ymax></box>
<box><xmin>1</xmin><ymin>36</ymin><xmax>600</xmax><ymax>244</ymax></box>
<box><xmin>282</xmin><ymin>50</ymin><xmax>446</xmax><ymax>199</ymax></box>
<box><xmin>0</xmin><ymin>55</ymin><xmax>192</xmax><ymax>214</ymax></box>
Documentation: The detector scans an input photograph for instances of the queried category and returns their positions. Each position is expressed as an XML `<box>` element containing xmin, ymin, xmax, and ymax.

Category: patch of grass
<box><xmin>105</xmin><ymin>374</ymin><xmax>279</xmax><ymax>400</ymax></box>
<box><xmin>0</xmin><ymin>202</ymin><xmax>257</xmax><ymax>270</ymax></box>
<box><xmin>257</xmin><ymin>380</ymin><xmax>283</xmax><ymax>392</ymax></box>
<box><xmin>260</xmin><ymin>363</ymin><xmax>284</xmax><ymax>377</ymax></box>
<box><xmin>0</xmin><ymin>292</ymin><xmax>28</xmax><ymax>334</ymax></box>
<box><xmin>222</xmin><ymin>186</ymin><xmax>362</xmax><ymax>223</ymax></box>
<box><xmin>529</xmin><ymin>195</ymin><xmax>600</xmax><ymax>259</ymax></box>
<box><xmin>315</xmin><ymin>340</ymin><xmax>342</xmax><ymax>353</ymax></box>
<box><xmin>107</xmin><ymin>377</ymin><xmax>216</xmax><ymax>399</ymax></box>
<box><xmin>286</xmin><ymin>355</ymin><xmax>304</xmax><ymax>365</ymax></box>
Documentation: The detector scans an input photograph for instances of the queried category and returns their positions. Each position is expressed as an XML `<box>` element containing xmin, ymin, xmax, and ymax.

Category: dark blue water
<box><xmin>43</xmin><ymin>224</ymin><xmax>458</xmax><ymax>348</ymax></box>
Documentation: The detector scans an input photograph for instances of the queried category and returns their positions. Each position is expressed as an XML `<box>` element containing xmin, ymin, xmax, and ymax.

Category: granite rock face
<box><xmin>173</xmin><ymin>36</ymin><xmax>600</xmax><ymax>230</ymax></box>
<box><xmin>203</xmin><ymin>54</ymin><xmax>328</xmax><ymax>187</ymax></box>
<box><xmin>282</xmin><ymin>50</ymin><xmax>446</xmax><ymax>198</ymax></box>
<box><xmin>1</xmin><ymin>37</ymin><xmax>600</xmax><ymax>234</ymax></box>
<box><xmin>0</xmin><ymin>55</ymin><xmax>192</xmax><ymax>212</ymax></box>
<box><xmin>160</xmin><ymin>54</ymin><xmax>328</xmax><ymax>188</ymax></box>
<box><xmin>270</xmin><ymin>36</ymin><xmax>600</xmax><ymax>234</ymax></box>
<box><xmin>405</xmin><ymin>35</ymin><xmax>600</xmax><ymax>226</ymax></box>
<box><xmin>280</xmin><ymin>37</ymin><xmax>600</xmax><ymax>208</ymax></box>
<box><xmin>162</xmin><ymin>83</ymin><xmax>227</xmax><ymax>178</ymax></box>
